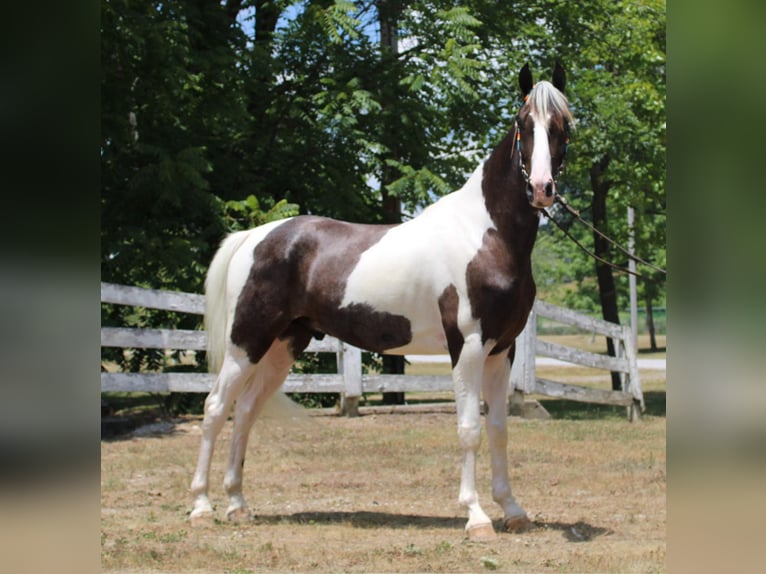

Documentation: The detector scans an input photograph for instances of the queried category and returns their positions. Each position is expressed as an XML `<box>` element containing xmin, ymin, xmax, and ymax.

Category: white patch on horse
<box><xmin>529</xmin><ymin>118</ymin><xmax>552</xmax><ymax>191</ymax></box>
<box><xmin>340</xmin><ymin>165</ymin><xmax>495</xmax><ymax>355</ymax></box>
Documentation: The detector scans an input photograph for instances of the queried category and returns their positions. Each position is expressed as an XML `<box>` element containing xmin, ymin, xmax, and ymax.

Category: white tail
<box><xmin>204</xmin><ymin>230</ymin><xmax>252</xmax><ymax>373</ymax></box>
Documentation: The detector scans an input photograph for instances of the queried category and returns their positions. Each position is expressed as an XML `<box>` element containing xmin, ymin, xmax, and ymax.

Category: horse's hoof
<box><xmin>189</xmin><ymin>510</ymin><xmax>214</xmax><ymax>527</ymax></box>
<box><xmin>504</xmin><ymin>514</ymin><xmax>531</xmax><ymax>533</ymax></box>
<box><xmin>466</xmin><ymin>523</ymin><xmax>497</xmax><ymax>542</ymax></box>
<box><xmin>226</xmin><ymin>507</ymin><xmax>253</xmax><ymax>523</ymax></box>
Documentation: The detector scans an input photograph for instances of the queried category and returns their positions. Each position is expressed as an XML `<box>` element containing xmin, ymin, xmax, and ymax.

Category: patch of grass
<box><xmin>405</xmin><ymin>543</ymin><xmax>422</xmax><ymax>556</ymax></box>
<box><xmin>480</xmin><ymin>555</ymin><xmax>500</xmax><ymax>570</ymax></box>
<box><xmin>102</xmin><ymin>399</ymin><xmax>665</xmax><ymax>573</ymax></box>
<box><xmin>158</xmin><ymin>530</ymin><xmax>187</xmax><ymax>543</ymax></box>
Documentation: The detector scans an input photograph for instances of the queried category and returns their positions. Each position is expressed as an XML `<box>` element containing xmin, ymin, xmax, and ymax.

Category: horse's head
<box><xmin>515</xmin><ymin>63</ymin><xmax>573</xmax><ymax>209</ymax></box>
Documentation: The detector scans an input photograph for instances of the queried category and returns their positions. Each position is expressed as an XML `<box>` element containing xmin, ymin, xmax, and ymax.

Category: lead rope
<box><xmin>543</xmin><ymin>195</ymin><xmax>666</xmax><ymax>281</ymax></box>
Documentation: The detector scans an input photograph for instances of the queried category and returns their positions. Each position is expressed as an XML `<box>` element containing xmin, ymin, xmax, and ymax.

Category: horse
<box><xmin>190</xmin><ymin>63</ymin><xmax>573</xmax><ymax>541</ymax></box>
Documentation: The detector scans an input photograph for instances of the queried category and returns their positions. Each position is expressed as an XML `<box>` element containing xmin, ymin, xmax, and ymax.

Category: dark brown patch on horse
<box><xmin>277</xmin><ymin>319</ymin><xmax>315</xmax><ymax>359</ymax></box>
<box><xmin>479</xmin><ymin>124</ymin><xmax>541</xmax><ymax>244</ymax></box>
<box><xmin>464</xmin><ymin>124</ymin><xmax>542</xmax><ymax>355</ymax></box>
<box><xmin>230</xmin><ymin>216</ymin><xmax>413</xmax><ymax>364</ymax></box>
<box><xmin>438</xmin><ymin>284</ymin><xmax>464</xmax><ymax>368</ymax></box>
<box><xmin>465</xmin><ymin>228</ymin><xmax>536</xmax><ymax>355</ymax></box>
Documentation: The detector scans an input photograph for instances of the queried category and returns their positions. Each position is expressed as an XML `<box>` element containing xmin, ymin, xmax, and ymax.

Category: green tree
<box><xmin>524</xmin><ymin>0</ymin><xmax>666</xmax><ymax>378</ymax></box>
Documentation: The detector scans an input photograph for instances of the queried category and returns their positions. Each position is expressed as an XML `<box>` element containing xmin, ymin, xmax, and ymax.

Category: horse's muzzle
<box><xmin>526</xmin><ymin>180</ymin><xmax>555</xmax><ymax>208</ymax></box>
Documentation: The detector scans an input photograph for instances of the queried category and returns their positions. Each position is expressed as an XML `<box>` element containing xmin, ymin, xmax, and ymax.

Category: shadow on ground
<box><xmin>253</xmin><ymin>510</ymin><xmax>465</xmax><ymax>531</ymax></box>
<box><xmin>251</xmin><ymin>510</ymin><xmax>611</xmax><ymax>543</ymax></box>
<box><xmin>530</xmin><ymin>519</ymin><xmax>614</xmax><ymax>542</ymax></box>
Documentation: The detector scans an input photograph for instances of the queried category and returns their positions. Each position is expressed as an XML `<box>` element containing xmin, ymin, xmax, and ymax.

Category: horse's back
<box><xmin>220</xmin><ymin>168</ymin><xmax>500</xmax><ymax>356</ymax></box>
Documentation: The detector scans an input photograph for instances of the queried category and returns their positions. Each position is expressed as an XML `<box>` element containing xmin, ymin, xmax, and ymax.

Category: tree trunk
<box><xmin>590</xmin><ymin>157</ymin><xmax>622</xmax><ymax>391</ymax></box>
<box><xmin>250</xmin><ymin>0</ymin><xmax>282</xmax><ymax>124</ymax></box>
<box><xmin>645</xmin><ymin>292</ymin><xmax>658</xmax><ymax>352</ymax></box>
<box><xmin>377</xmin><ymin>0</ymin><xmax>406</xmax><ymax>404</ymax></box>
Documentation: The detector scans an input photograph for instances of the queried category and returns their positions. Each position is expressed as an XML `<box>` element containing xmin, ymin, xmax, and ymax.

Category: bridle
<box><xmin>513</xmin><ymin>112</ymin><xmax>666</xmax><ymax>281</ymax></box>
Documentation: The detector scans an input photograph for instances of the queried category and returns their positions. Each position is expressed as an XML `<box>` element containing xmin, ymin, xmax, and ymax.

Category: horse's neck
<box><xmin>478</xmin><ymin>133</ymin><xmax>541</xmax><ymax>256</ymax></box>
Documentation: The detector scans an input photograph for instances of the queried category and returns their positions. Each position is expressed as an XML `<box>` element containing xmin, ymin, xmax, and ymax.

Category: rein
<box><xmin>543</xmin><ymin>195</ymin><xmax>667</xmax><ymax>281</ymax></box>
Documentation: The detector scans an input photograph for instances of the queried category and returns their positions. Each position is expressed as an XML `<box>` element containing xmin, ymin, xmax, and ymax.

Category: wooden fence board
<box><xmin>535</xmin><ymin>340</ymin><xmax>629</xmax><ymax>373</ymax></box>
<box><xmin>533</xmin><ymin>378</ymin><xmax>634</xmax><ymax>407</ymax></box>
<box><xmin>101</xmin><ymin>327</ymin><xmax>338</xmax><ymax>354</ymax></box>
<box><xmin>101</xmin><ymin>372</ymin><xmax>214</xmax><ymax>393</ymax></box>
<box><xmin>101</xmin><ymin>327</ymin><xmax>208</xmax><ymax>350</ymax></box>
<box><xmin>101</xmin><ymin>372</ymin><xmax>347</xmax><ymax>394</ymax></box>
<box><xmin>101</xmin><ymin>282</ymin><xmax>204</xmax><ymax>315</ymax></box>
<box><xmin>362</xmin><ymin>374</ymin><xmax>453</xmax><ymax>393</ymax></box>
<box><xmin>283</xmin><ymin>374</ymin><xmax>346</xmax><ymax>393</ymax></box>
<box><xmin>534</xmin><ymin>300</ymin><xmax>624</xmax><ymax>339</ymax></box>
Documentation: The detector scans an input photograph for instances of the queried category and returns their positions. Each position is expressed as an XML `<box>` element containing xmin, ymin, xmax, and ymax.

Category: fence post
<box><xmin>338</xmin><ymin>342</ymin><xmax>362</xmax><ymax>417</ymax></box>
<box><xmin>509</xmin><ymin>306</ymin><xmax>537</xmax><ymax>414</ymax></box>
<box><xmin>620</xmin><ymin>325</ymin><xmax>644</xmax><ymax>422</ymax></box>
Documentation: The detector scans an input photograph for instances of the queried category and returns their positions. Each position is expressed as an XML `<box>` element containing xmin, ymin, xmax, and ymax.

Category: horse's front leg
<box><xmin>452</xmin><ymin>332</ymin><xmax>496</xmax><ymax>541</ymax></box>
<box><xmin>482</xmin><ymin>350</ymin><xmax>530</xmax><ymax>532</ymax></box>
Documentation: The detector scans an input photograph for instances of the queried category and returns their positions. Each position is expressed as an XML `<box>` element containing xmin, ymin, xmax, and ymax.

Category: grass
<box><xmin>101</xmin><ymin>340</ymin><xmax>666</xmax><ymax>572</ymax></box>
<box><xmin>102</xmin><ymin>412</ymin><xmax>665</xmax><ymax>572</ymax></box>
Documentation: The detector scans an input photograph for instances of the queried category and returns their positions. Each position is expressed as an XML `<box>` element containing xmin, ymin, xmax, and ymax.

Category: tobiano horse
<box><xmin>190</xmin><ymin>64</ymin><xmax>574</xmax><ymax>541</ymax></box>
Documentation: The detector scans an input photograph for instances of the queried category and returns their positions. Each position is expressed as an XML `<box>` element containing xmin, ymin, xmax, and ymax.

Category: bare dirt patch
<box><xmin>101</xmin><ymin>404</ymin><xmax>665</xmax><ymax>572</ymax></box>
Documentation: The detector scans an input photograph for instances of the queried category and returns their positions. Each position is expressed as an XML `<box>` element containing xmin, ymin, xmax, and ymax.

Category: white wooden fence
<box><xmin>101</xmin><ymin>282</ymin><xmax>643</xmax><ymax>419</ymax></box>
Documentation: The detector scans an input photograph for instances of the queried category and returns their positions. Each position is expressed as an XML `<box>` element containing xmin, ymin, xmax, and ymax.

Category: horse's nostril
<box><xmin>545</xmin><ymin>182</ymin><xmax>553</xmax><ymax>197</ymax></box>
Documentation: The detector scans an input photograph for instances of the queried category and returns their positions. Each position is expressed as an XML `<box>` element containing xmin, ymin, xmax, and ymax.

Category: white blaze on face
<box><xmin>529</xmin><ymin>115</ymin><xmax>552</xmax><ymax>190</ymax></box>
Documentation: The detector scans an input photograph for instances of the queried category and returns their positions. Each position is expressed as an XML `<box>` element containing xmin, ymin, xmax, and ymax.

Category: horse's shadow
<box><xmin>254</xmin><ymin>510</ymin><xmax>465</xmax><ymax>531</ymax></box>
<box><xmin>531</xmin><ymin>519</ymin><xmax>614</xmax><ymax>543</ymax></box>
<box><xmin>253</xmin><ymin>510</ymin><xmax>611</xmax><ymax>542</ymax></box>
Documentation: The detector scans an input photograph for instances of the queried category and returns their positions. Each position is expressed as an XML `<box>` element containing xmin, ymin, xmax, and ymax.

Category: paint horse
<box><xmin>190</xmin><ymin>64</ymin><xmax>573</xmax><ymax>541</ymax></box>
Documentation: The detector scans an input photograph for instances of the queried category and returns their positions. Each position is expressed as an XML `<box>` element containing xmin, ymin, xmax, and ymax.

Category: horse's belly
<box><xmin>322</xmin><ymin>294</ymin><xmax>447</xmax><ymax>355</ymax></box>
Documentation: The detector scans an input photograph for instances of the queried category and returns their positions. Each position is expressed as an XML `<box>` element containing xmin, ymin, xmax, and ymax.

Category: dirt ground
<box><xmin>101</xmin><ymin>381</ymin><xmax>666</xmax><ymax>573</ymax></box>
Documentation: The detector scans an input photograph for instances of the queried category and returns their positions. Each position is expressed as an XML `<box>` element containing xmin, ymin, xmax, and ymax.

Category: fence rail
<box><xmin>101</xmin><ymin>282</ymin><xmax>643</xmax><ymax>419</ymax></box>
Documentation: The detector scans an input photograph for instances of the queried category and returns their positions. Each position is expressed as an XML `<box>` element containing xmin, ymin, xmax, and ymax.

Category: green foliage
<box><xmin>222</xmin><ymin>196</ymin><xmax>300</xmax><ymax>232</ymax></box>
<box><xmin>523</xmin><ymin>0</ymin><xmax>666</xmax><ymax>313</ymax></box>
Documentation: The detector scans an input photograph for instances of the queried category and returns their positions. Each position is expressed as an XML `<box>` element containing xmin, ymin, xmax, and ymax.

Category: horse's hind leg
<box><xmin>223</xmin><ymin>339</ymin><xmax>296</xmax><ymax>522</ymax></box>
<box><xmin>482</xmin><ymin>350</ymin><xmax>530</xmax><ymax>532</ymax></box>
<box><xmin>190</xmin><ymin>347</ymin><xmax>254</xmax><ymax>524</ymax></box>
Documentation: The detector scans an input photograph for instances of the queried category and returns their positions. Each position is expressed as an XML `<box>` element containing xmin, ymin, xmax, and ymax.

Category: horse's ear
<box><xmin>552</xmin><ymin>62</ymin><xmax>566</xmax><ymax>93</ymax></box>
<box><xmin>519</xmin><ymin>63</ymin><xmax>533</xmax><ymax>98</ymax></box>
